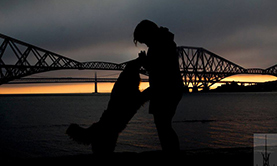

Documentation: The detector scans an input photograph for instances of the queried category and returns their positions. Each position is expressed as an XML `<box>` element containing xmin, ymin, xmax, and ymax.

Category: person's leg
<box><xmin>153</xmin><ymin>111</ymin><xmax>180</xmax><ymax>152</ymax></box>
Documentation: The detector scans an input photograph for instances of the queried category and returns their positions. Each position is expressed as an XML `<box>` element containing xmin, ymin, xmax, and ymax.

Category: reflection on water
<box><xmin>174</xmin><ymin>92</ymin><xmax>277</xmax><ymax>149</ymax></box>
<box><xmin>0</xmin><ymin>92</ymin><xmax>276</xmax><ymax>158</ymax></box>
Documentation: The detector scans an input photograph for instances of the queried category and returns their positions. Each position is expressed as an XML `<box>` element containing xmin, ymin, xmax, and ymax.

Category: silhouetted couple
<box><xmin>67</xmin><ymin>20</ymin><xmax>183</xmax><ymax>153</ymax></box>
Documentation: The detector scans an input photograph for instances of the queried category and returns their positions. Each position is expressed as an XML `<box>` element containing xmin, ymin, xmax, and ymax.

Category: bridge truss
<box><xmin>178</xmin><ymin>47</ymin><xmax>277</xmax><ymax>90</ymax></box>
<box><xmin>1</xmin><ymin>33</ymin><xmax>276</xmax><ymax>90</ymax></box>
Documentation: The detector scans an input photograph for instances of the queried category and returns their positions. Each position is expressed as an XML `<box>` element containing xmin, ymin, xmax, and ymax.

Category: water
<box><xmin>0</xmin><ymin>92</ymin><xmax>276</xmax><ymax>159</ymax></box>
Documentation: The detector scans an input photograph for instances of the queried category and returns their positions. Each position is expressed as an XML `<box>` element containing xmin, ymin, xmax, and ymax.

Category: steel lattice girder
<box><xmin>1</xmin><ymin>33</ymin><xmax>276</xmax><ymax>86</ymax></box>
<box><xmin>0</xmin><ymin>33</ymin><xmax>82</xmax><ymax>84</ymax></box>
<box><xmin>265</xmin><ymin>64</ymin><xmax>277</xmax><ymax>76</ymax></box>
<box><xmin>82</xmin><ymin>61</ymin><xmax>123</xmax><ymax>70</ymax></box>
<box><xmin>0</xmin><ymin>34</ymin><xmax>147</xmax><ymax>84</ymax></box>
<box><xmin>177</xmin><ymin>46</ymin><xmax>246</xmax><ymax>88</ymax></box>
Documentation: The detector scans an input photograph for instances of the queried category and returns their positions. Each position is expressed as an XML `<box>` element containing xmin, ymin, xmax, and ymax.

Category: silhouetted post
<box><xmin>94</xmin><ymin>72</ymin><xmax>98</xmax><ymax>93</ymax></box>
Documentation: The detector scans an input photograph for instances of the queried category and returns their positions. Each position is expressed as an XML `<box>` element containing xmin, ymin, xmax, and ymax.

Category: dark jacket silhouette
<box><xmin>142</xmin><ymin>27</ymin><xmax>183</xmax><ymax>114</ymax></box>
<box><xmin>134</xmin><ymin>20</ymin><xmax>183</xmax><ymax>152</ymax></box>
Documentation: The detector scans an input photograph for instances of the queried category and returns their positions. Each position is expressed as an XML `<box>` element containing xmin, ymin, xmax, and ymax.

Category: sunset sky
<box><xmin>1</xmin><ymin>0</ymin><xmax>277</xmax><ymax>94</ymax></box>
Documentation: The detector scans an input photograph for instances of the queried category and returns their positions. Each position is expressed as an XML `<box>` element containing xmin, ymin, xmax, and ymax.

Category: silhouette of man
<box><xmin>134</xmin><ymin>20</ymin><xmax>183</xmax><ymax>152</ymax></box>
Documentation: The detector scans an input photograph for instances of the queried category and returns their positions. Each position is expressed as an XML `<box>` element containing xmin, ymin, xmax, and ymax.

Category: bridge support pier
<box><xmin>94</xmin><ymin>72</ymin><xmax>98</xmax><ymax>93</ymax></box>
<box><xmin>202</xmin><ymin>86</ymin><xmax>209</xmax><ymax>92</ymax></box>
<box><xmin>192</xmin><ymin>86</ymin><xmax>198</xmax><ymax>93</ymax></box>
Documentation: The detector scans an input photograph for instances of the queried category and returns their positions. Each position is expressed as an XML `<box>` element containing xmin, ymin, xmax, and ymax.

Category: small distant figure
<box><xmin>133</xmin><ymin>20</ymin><xmax>184</xmax><ymax>152</ymax></box>
<box><xmin>66</xmin><ymin>58</ymin><xmax>150</xmax><ymax>153</ymax></box>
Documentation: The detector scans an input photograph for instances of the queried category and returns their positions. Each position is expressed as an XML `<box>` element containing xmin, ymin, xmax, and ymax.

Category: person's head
<box><xmin>133</xmin><ymin>20</ymin><xmax>159</xmax><ymax>47</ymax></box>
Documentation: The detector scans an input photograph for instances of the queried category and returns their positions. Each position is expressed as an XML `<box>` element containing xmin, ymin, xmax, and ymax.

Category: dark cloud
<box><xmin>1</xmin><ymin>0</ymin><xmax>277</xmax><ymax>77</ymax></box>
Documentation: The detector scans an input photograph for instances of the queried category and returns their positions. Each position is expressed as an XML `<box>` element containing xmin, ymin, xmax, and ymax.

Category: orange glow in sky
<box><xmin>0</xmin><ymin>82</ymin><xmax>150</xmax><ymax>94</ymax></box>
<box><xmin>0</xmin><ymin>75</ymin><xmax>276</xmax><ymax>94</ymax></box>
<box><xmin>210</xmin><ymin>74</ymin><xmax>277</xmax><ymax>89</ymax></box>
<box><xmin>221</xmin><ymin>74</ymin><xmax>277</xmax><ymax>82</ymax></box>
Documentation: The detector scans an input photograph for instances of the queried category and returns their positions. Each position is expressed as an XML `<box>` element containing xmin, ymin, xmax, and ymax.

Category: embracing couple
<box><xmin>67</xmin><ymin>20</ymin><xmax>184</xmax><ymax>153</ymax></box>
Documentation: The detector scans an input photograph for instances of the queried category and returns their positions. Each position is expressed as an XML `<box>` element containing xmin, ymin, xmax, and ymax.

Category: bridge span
<box><xmin>8</xmin><ymin>77</ymin><xmax>261</xmax><ymax>85</ymax></box>
<box><xmin>1</xmin><ymin>33</ymin><xmax>276</xmax><ymax>90</ymax></box>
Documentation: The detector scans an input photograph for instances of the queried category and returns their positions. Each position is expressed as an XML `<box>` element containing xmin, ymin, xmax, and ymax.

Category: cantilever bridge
<box><xmin>1</xmin><ymin>33</ymin><xmax>277</xmax><ymax>91</ymax></box>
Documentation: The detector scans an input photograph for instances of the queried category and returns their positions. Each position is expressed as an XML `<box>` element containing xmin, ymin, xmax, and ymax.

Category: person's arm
<box><xmin>138</xmin><ymin>51</ymin><xmax>149</xmax><ymax>71</ymax></box>
<box><xmin>141</xmin><ymin>87</ymin><xmax>151</xmax><ymax>103</ymax></box>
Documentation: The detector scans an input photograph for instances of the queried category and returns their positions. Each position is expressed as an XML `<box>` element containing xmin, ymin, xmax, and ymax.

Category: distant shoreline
<box><xmin>2</xmin><ymin>91</ymin><xmax>277</xmax><ymax>97</ymax></box>
<box><xmin>0</xmin><ymin>93</ymin><xmax>111</xmax><ymax>97</ymax></box>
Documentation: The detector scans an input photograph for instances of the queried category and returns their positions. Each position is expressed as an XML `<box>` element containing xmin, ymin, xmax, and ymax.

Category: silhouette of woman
<box><xmin>134</xmin><ymin>20</ymin><xmax>184</xmax><ymax>152</ymax></box>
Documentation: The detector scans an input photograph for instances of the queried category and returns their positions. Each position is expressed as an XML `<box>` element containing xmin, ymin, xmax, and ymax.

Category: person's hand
<box><xmin>137</xmin><ymin>50</ymin><xmax>147</xmax><ymax>68</ymax></box>
<box><xmin>138</xmin><ymin>51</ymin><xmax>146</xmax><ymax>58</ymax></box>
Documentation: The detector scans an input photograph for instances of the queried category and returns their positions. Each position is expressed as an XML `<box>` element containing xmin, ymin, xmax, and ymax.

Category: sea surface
<box><xmin>0</xmin><ymin>92</ymin><xmax>276</xmax><ymax>159</ymax></box>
